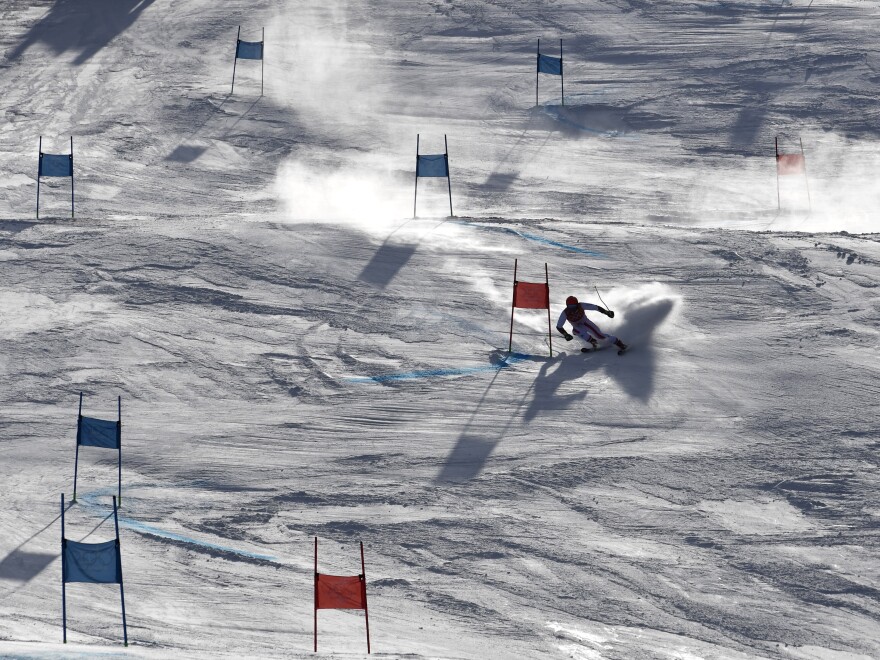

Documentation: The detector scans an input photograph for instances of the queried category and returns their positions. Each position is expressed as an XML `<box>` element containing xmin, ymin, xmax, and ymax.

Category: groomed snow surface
<box><xmin>1</xmin><ymin>1</ymin><xmax>879</xmax><ymax>658</ymax></box>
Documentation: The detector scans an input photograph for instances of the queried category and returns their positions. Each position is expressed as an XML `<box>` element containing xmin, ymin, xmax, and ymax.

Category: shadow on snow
<box><xmin>10</xmin><ymin>0</ymin><xmax>157</xmax><ymax>65</ymax></box>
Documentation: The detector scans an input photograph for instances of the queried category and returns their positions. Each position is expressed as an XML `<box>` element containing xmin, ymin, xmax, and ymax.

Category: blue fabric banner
<box><xmin>236</xmin><ymin>40</ymin><xmax>263</xmax><ymax>60</ymax></box>
<box><xmin>416</xmin><ymin>154</ymin><xmax>449</xmax><ymax>177</ymax></box>
<box><xmin>39</xmin><ymin>154</ymin><xmax>72</xmax><ymax>177</ymax></box>
<box><xmin>63</xmin><ymin>539</ymin><xmax>121</xmax><ymax>584</ymax></box>
<box><xmin>538</xmin><ymin>54</ymin><xmax>562</xmax><ymax>76</ymax></box>
<box><xmin>79</xmin><ymin>416</ymin><xmax>119</xmax><ymax>449</ymax></box>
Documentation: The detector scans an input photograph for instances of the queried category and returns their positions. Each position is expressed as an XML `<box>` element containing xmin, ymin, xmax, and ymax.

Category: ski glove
<box><xmin>557</xmin><ymin>327</ymin><xmax>573</xmax><ymax>341</ymax></box>
<box><xmin>597</xmin><ymin>306</ymin><xmax>615</xmax><ymax>318</ymax></box>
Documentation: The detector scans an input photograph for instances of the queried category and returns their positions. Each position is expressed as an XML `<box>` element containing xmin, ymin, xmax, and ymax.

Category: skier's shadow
<box><xmin>524</xmin><ymin>294</ymin><xmax>676</xmax><ymax>418</ymax></box>
<box><xmin>522</xmin><ymin>352</ymin><xmax>592</xmax><ymax>422</ymax></box>
<box><xmin>609</xmin><ymin>296</ymin><xmax>675</xmax><ymax>402</ymax></box>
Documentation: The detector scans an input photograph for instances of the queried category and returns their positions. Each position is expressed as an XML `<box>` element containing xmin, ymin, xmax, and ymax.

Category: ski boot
<box><xmin>582</xmin><ymin>338</ymin><xmax>599</xmax><ymax>353</ymax></box>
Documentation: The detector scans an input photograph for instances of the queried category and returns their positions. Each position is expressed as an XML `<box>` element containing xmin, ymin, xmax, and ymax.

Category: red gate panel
<box><xmin>513</xmin><ymin>281</ymin><xmax>549</xmax><ymax>309</ymax></box>
<box><xmin>316</xmin><ymin>574</ymin><xmax>366</xmax><ymax>610</ymax></box>
<box><xmin>777</xmin><ymin>153</ymin><xmax>805</xmax><ymax>175</ymax></box>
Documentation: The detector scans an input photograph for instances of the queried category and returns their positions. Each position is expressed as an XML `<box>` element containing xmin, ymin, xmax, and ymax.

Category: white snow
<box><xmin>1</xmin><ymin>0</ymin><xmax>879</xmax><ymax>658</ymax></box>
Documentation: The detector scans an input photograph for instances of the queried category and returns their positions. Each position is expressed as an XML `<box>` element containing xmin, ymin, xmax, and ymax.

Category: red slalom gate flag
<box><xmin>513</xmin><ymin>281</ymin><xmax>550</xmax><ymax>309</ymax></box>
<box><xmin>775</xmin><ymin>136</ymin><xmax>811</xmax><ymax>210</ymax></box>
<box><xmin>777</xmin><ymin>153</ymin><xmax>805</xmax><ymax>175</ymax></box>
<box><xmin>316</xmin><ymin>574</ymin><xmax>366</xmax><ymax>610</ymax></box>
<box><xmin>314</xmin><ymin>538</ymin><xmax>370</xmax><ymax>653</ymax></box>
<box><xmin>508</xmin><ymin>259</ymin><xmax>553</xmax><ymax>356</ymax></box>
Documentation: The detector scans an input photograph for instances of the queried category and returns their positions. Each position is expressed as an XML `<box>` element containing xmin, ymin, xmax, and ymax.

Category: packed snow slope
<box><xmin>1</xmin><ymin>1</ymin><xmax>879</xmax><ymax>659</ymax></box>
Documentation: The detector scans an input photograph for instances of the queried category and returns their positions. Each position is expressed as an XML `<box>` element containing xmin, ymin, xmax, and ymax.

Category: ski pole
<box><xmin>595</xmin><ymin>286</ymin><xmax>612</xmax><ymax>314</ymax></box>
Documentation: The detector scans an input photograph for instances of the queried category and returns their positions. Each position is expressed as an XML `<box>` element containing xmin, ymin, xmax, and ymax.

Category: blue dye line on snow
<box><xmin>117</xmin><ymin>517</ymin><xmax>276</xmax><ymax>562</ymax></box>
<box><xmin>79</xmin><ymin>488</ymin><xmax>277</xmax><ymax>562</ymax></box>
<box><xmin>459</xmin><ymin>221</ymin><xmax>605</xmax><ymax>257</ymax></box>
<box><xmin>347</xmin><ymin>352</ymin><xmax>531</xmax><ymax>383</ymax></box>
<box><xmin>514</xmin><ymin>228</ymin><xmax>605</xmax><ymax>256</ymax></box>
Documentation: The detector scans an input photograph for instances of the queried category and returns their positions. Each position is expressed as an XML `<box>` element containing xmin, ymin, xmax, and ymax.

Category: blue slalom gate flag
<box><xmin>536</xmin><ymin>39</ymin><xmax>565</xmax><ymax>106</ymax></box>
<box><xmin>232</xmin><ymin>27</ymin><xmax>265</xmax><ymax>95</ymax></box>
<box><xmin>36</xmin><ymin>136</ymin><xmax>75</xmax><ymax>219</ymax></box>
<box><xmin>39</xmin><ymin>153</ymin><xmax>73</xmax><ymax>177</ymax></box>
<box><xmin>236</xmin><ymin>40</ymin><xmax>263</xmax><ymax>60</ymax></box>
<box><xmin>79</xmin><ymin>416</ymin><xmax>120</xmax><ymax>449</ymax></box>
<box><xmin>416</xmin><ymin>154</ymin><xmax>449</xmax><ymax>177</ymax></box>
<box><xmin>73</xmin><ymin>393</ymin><xmax>122</xmax><ymax>503</ymax></box>
<box><xmin>414</xmin><ymin>134</ymin><xmax>454</xmax><ymax>218</ymax></box>
<box><xmin>538</xmin><ymin>53</ymin><xmax>562</xmax><ymax>76</ymax></box>
<box><xmin>61</xmin><ymin>493</ymin><xmax>128</xmax><ymax>645</ymax></box>
<box><xmin>63</xmin><ymin>539</ymin><xmax>121</xmax><ymax>584</ymax></box>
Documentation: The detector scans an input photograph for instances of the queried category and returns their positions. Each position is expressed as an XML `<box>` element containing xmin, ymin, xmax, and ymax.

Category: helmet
<box><xmin>566</xmin><ymin>295</ymin><xmax>579</xmax><ymax>307</ymax></box>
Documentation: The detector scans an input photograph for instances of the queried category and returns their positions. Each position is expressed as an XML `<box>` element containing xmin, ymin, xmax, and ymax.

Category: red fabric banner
<box><xmin>513</xmin><ymin>281</ymin><xmax>549</xmax><ymax>309</ymax></box>
<box><xmin>316</xmin><ymin>574</ymin><xmax>366</xmax><ymax>610</ymax></box>
<box><xmin>777</xmin><ymin>153</ymin><xmax>805</xmax><ymax>175</ymax></box>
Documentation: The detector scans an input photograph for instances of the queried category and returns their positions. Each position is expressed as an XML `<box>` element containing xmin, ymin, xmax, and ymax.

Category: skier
<box><xmin>557</xmin><ymin>295</ymin><xmax>628</xmax><ymax>354</ymax></box>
